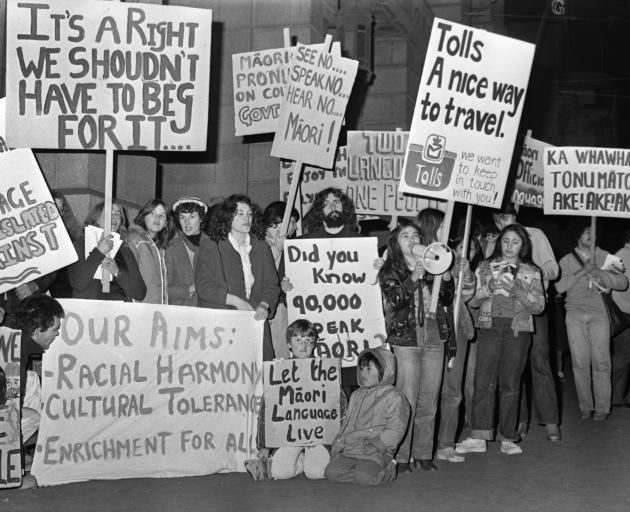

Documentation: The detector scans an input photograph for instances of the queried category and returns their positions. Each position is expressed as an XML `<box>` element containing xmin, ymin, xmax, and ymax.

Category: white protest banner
<box><xmin>0</xmin><ymin>327</ymin><xmax>22</xmax><ymax>488</ymax></box>
<box><xmin>32</xmin><ymin>300</ymin><xmax>264</xmax><ymax>486</ymax></box>
<box><xmin>271</xmin><ymin>44</ymin><xmax>358</xmax><ymax>168</ymax></box>
<box><xmin>280</xmin><ymin>147</ymin><xmax>348</xmax><ymax>217</ymax></box>
<box><xmin>543</xmin><ymin>147</ymin><xmax>630</xmax><ymax>218</ymax></box>
<box><xmin>0</xmin><ymin>99</ymin><xmax>9</xmax><ymax>152</ymax></box>
<box><xmin>6</xmin><ymin>0</ymin><xmax>212</xmax><ymax>151</ymax></box>
<box><xmin>263</xmin><ymin>358</ymin><xmax>340</xmax><ymax>447</ymax></box>
<box><xmin>511</xmin><ymin>135</ymin><xmax>548</xmax><ymax>209</ymax></box>
<box><xmin>284</xmin><ymin>238</ymin><xmax>386</xmax><ymax>367</ymax></box>
<box><xmin>0</xmin><ymin>149</ymin><xmax>77</xmax><ymax>294</ymax></box>
<box><xmin>399</xmin><ymin>18</ymin><xmax>535</xmax><ymax>208</ymax></box>
<box><xmin>347</xmin><ymin>131</ymin><xmax>444</xmax><ymax>215</ymax></box>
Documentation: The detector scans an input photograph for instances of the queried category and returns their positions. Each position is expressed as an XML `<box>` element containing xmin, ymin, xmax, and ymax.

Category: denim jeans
<box><xmin>461</xmin><ymin>340</ymin><xmax>478</xmax><ymax>440</ymax></box>
<box><xmin>519</xmin><ymin>310</ymin><xmax>559</xmax><ymax>425</ymax></box>
<box><xmin>393</xmin><ymin>340</ymin><xmax>444</xmax><ymax>461</ymax></box>
<box><xmin>565</xmin><ymin>309</ymin><xmax>611</xmax><ymax>414</ymax></box>
<box><xmin>612</xmin><ymin>326</ymin><xmax>630</xmax><ymax>404</ymax></box>
<box><xmin>471</xmin><ymin>318</ymin><xmax>531</xmax><ymax>442</ymax></box>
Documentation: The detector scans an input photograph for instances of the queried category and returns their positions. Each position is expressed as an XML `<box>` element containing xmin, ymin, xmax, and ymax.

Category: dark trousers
<box><xmin>471</xmin><ymin>318</ymin><xmax>531</xmax><ymax>442</ymax></box>
<box><xmin>519</xmin><ymin>310</ymin><xmax>559</xmax><ymax>425</ymax></box>
<box><xmin>612</xmin><ymin>327</ymin><xmax>630</xmax><ymax>405</ymax></box>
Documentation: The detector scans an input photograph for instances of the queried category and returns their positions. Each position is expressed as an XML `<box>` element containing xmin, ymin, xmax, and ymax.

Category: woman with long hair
<box><xmin>457</xmin><ymin>223</ymin><xmax>544</xmax><ymax>456</ymax></box>
<box><xmin>556</xmin><ymin>220</ymin><xmax>627</xmax><ymax>420</ymax></box>
<box><xmin>68</xmin><ymin>200</ymin><xmax>145</xmax><ymax>301</ymax></box>
<box><xmin>126</xmin><ymin>198</ymin><xmax>172</xmax><ymax>304</ymax></box>
<box><xmin>195</xmin><ymin>195</ymin><xmax>280</xmax><ymax>360</ymax></box>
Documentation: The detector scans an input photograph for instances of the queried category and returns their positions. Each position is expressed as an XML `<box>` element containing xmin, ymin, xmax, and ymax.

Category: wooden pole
<box><xmin>590</xmin><ymin>215</ymin><xmax>597</xmax><ymax>261</ymax></box>
<box><xmin>101</xmin><ymin>149</ymin><xmax>114</xmax><ymax>292</ymax></box>
<box><xmin>453</xmin><ymin>204</ymin><xmax>473</xmax><ymax>343</ymax></box>
<box><xmin>430</xmin><ymin>200</ymin><xmax>455</xmax><ymax>314</ymax></box>
<box><xmin>281</xmin><ymin>160</ymin><xmax>304</xmax><ymax>235</ymax></box>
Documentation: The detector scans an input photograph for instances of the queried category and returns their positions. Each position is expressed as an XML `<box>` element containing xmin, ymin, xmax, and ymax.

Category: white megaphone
<box><xmin>411</xmin><ymin>242</ymin><xmax>453</xmax><ymax>275</ymax></box>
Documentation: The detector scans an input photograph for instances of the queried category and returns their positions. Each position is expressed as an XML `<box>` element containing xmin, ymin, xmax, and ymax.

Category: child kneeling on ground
<box><xmin>256</xmin><ymin>319</ymin><xmax>347</xmax><ymax>480</ymax></box>
<box><xmin>325</xmin><ymin>348</ymin><xmax>410</xmax><ymax>486</ymax></box>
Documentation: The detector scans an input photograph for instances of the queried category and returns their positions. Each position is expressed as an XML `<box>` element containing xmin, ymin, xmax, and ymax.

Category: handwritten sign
<box><xmin>271</xmin><ymin>44</ymin><xmax>358</xmax><ymax>168</ymax></box>
<box><xmin>284</xmin><ymin>238</ymin><xmax>386</xmax><ymax>367</ymax></box>
<box><xmin>347</xmin><ymin>131</ymin><xmax>442</xmax><ymax>215</ymax></box>
<box><xmin>399</xmin><ymin>18</ymin><xmax>535</xmax><ymax>208</ymax></box>
<box><xmin>0</xmin><ymin>99</ymin><xmax>9</xmax><ymax>152</ymax></box>
<box><xmin>263</xmin><ymin>358</ymin><xmax>340</xmax><ymax>447</ymax></box>
<box><xmin>0</xmin><ymin>327</ymin><xmax>22</xmax><ymax>489</ymax></box>
<box><xmin>543</xmin><ymin>146</ymin><xmax>630</xmax><ymax>218</ymax></box>
<box><xmin>6</xmin><ymin>0</ymin><xmax>212</xmax><ymax>151</ymax></box>
<box><xmin>32</xmin><ymin>300</ymin><xmax>264</xmax><ymax>486</ymax></box>
<box><xmin>511</xmin><ymin>135</ymin><xmax>548</xmax><ymax>209</ymax></box>
<box><xmin>0</xmin><ymin>149</ymin><xmax>78</xmax><ymax>294</ymax></box>
<box><xmin>280</xmin><ymin>147</ymin><xmax>348</xmax><ymax>217</ymax></box>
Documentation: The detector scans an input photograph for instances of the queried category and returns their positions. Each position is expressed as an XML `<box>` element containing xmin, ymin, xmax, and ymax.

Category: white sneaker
<box><xmin>500</xmin><ymin>441</ymin><xmax>523</xmax><ymax>455</ymax></box>
<box><xmin>437</xmin><ymin>447</ymin><xmax>465</xmax><ymax>462</ymax></box>
<box><xmin>455</xmin><ymin>437</ymin><xmax>486</xmax><ymax>453</ymax></box>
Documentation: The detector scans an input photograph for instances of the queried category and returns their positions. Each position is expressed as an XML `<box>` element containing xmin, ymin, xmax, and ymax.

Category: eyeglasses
<box><xmin>324</xmin><ymin>199</ymin><xmax>342</xmax><ymax>208</ymax></box>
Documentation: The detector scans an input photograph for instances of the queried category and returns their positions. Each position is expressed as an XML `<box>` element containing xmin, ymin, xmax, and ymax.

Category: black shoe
<box><xmin>397</xmin><ymin>463</ymin><xmax>412</xmax><ymax>474</ymax></box>
<box><xmin>414</xmin><ymin>459</ymin><xmax>438</xmax><ymax>471</ymax></box>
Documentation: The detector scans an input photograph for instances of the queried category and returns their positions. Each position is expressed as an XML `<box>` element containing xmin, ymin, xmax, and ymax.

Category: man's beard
<box><xmin>324</xmin><ymin>210</ymin><xmax>345</xmax><ymax>229</ymax></box>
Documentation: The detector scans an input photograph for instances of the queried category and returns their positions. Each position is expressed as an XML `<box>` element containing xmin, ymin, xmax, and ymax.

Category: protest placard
<box><xmin>31</xmin><ymin>300</ymin><xmax>264</xmax><ymax>486</ymax></box>
<box><xmin>263</xmin><ymin>358</ymin><xmax>340</xmax><ymax>447</ymax></box>
<box><xmin>398</xmin><ymin>18</ymin><xmax>535</xmax><ymax>208</ymax></box>
<box><xmin>284</xmin><ymin>238</ymin><xmax>386</xmax><ymax>367</ymax></box>
<box><xmin>0</xmin><ymin>327</ymin><xmax>22</xmax><ymax>488</ymax></box>
<box><xmin>347</xmin><ymin>131</ymin><xmax>443</xmax><ymax>215</ymax></box>
<box><xmin>0</xmin><ymin>149</ymin><xmax>77</xmax><ymax>294</ymax></box>
<box><xmin>6</xmin><ymin>0</ymin><xmax>212</xmax><ymax>151</ymax></box>
<box><xmin>0</xmin><ymin>99</ymin><xmax>9</xmax><ymax>152</ymax></box>
<box><xmin>280</xmin><ymin>147</ymin><xmax>348</xmax><ymax>217</ymax></box>
<box><xmin>511</xmin><ymin>134</ymin><xmax>548</xmax><ymax>209</ymax></box>
<box><xmin>271</xmin><ymin>43</ymin><xmax>358</xmax><ymax>169</ymax></box>
<box><xmin>543</xmin><ymin>146</ymin><xmax>630</xmax><ymax>218</ymax></box>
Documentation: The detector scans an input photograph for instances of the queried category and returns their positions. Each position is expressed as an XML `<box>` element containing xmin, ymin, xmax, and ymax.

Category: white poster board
<box><xmin>543</xmin><ymin>146</ymin><xmax>630</xmax><ymax>218</ymax></box>
<box><xmin>6</xmin><ymin>0</ymin><xmax>212</xmax><ymax>151</ymax></box>
<box><xmin>511</xmin><ymin>134</ymin><xmax>549</xmax><ymax>209</ymax></box>
<box><xmin>271</xmin><ymin>44</ymin><xmax>358</xmax><ymax>168</ymax></box>
<box><xmin>263</xmin><ymin>358</ymin><xmax>340</xmax><ymax>447</ymax></box>
<box><xmin>284</xmin><ymin>238</ymin><xmax>386</xmax><ymax>367</ymax></box>
<box><xmin>0</xmin><ymin>149</ymin><xmax>78</xmax><ymax>294</ymax></box>
<box><xmin>399</xmin><ymin>18</ymin><xmax>535</xmax><ymax>208</ymax></box>
<box><xmin>0</xmin><ymin>327</ymin><xmax>22</xmax><ymax>489</ymax></box>
<box><xmin>32</xmin><ymin>300</ymin><xmax>264</xmax><ymax>486</ymax></box>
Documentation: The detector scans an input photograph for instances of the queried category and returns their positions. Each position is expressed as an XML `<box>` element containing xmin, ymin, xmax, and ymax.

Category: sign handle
<box><xmin>101</xmin><ymin>149</ymin><xmax>114</xmax><ymax>293</ymax></box>
<box><xmin>388</xmin><ymin>215</ymin><xmax>398</xmax><ymax>231</ymax></box>
<box><xmin>453</xmin><ymin>204</ymin><xmax>473</xmax><ymax>344</ymax></box>
<box><xmin>281</xmin><ymin>160</ymin><xmax>304</xmax><ymax>236</ymax></box>
<box><xmin>430</xmin><ymin>200</ymin><xmax>455</xmax><ymax>314</ymax></box>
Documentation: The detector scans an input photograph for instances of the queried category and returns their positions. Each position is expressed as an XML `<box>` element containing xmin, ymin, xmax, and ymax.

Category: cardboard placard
<box><xmin>284</xmin><ymin>238</ymin><xmax>386</xmax><ymax>367</ymax></box>
<box><xmin>271</xmin><ymin>44</ymin><xmax>358</xmax><ymax>168</ymax></box>
<box><xmin>32</xmin><ymin>300</ymin><xmax>264</xmax><ymax>486</ymax></box>
<box><xmin>6</xmin><ymin>0</ymin><xmax>212</xmax><ymax>151</ymax></box>
<box><xmin>399</xmin><ymin>18</ymin><xmax>535</xmax><ymax>208</ymax></box>
<box><xmin>279</xmin><ymin>147</ymin><xmax>348</xmax><ymax>217</ymax></box>
<box><xmin>0</xmin><ymin>327</ymin><xmax>22</xmax><ymax>488</ymax></box>
<box><xmin>347</xmin><ymin>131</ymin><xmax>441</xmax><ymax>215</ymax></box>
<box><xmin>511</xmin><ymin>134</ymin><xmax>549</xmax><ymax>209</ymax></box>
<box><xmin>263</xmin><ymin>358</ymin><xmax>340</xmax><ymax>447</ymax></box>
<box><xmin>0</xmin><ymin>148</ymin><xmax>78</xmax><ymax>294</ymax></box>
<box><xmin>543</xmin><ymin>146</ymin><xmax>630</xmax><ymax>218</ymax></box>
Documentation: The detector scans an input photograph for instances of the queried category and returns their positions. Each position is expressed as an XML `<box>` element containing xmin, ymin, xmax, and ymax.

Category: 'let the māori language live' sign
<box><xmin>6</xmin><ymin>0</ymin><xmax>212</xmax><ymax>151</ymax></box>
<box><xmin>0</xmin><ymin>327</ymin><xmax>22</xmax><ymax>489</ymax></box>
<box><xmin>263</xmin><ymin>358</ymin><xmax>340</xmax><ymax>447</ymax></box>
<box><xmin>32</xmin><ymin>300</ymin><xmax>264</xmax><ymax>486</ymax></box>
<box><xmin>543</xmin><ymin>146</ymin><xmax>630</xmax><ymax>218</ymax></box>
<box><xmin>284</xmin><ymin>238</ymin><xmax>386</xmax><ymax>367</ymax></box>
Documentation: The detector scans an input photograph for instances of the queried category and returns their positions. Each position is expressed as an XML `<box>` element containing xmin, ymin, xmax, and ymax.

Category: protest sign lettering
<box><xmin>6</xmin><ymin>0</ymin><xmax>212</xmax><ymax>151</ymax></box>
<box><xmin>0</xmin><ymin>99</ymin><xmax>9</xmax><ymax>152</ymax></box>
<box><xmin>347</xmin><ymin>131</ymin><xmax>442</xmax><ymax>215</ymax></box>
<box><xmin>399</xmin><ymin>19</ymin><xmax>535</xmax><ymax>208</ymax></box>
<box><xmin>263</xmin><ymin>358</ymin><xmax>340</xmax><ymax>447</ymax></box>
<box><xmin>284</xmin><ymin>238</ymin><xmax>386</xmax><ymax>367</ymax></box>
<box><xmin>280</xmin><ymin>147</ymin><xmax>348</xmax><ymax>217</ymax></box>
<box><xmin>0</xmin><ymin>149</ymin><xmax>77</xmax><ymax>294</ymax></box>
<box><xmin>32</xmin><ymin>300</ymin><xmax>264</xmax><ymax>486</ymax></box>
<box><xmin>271</xmin><ymin>44</ymin><xmax>358</xmax><ymax>169</ymax></box>
<box><xmin>511</xmin><ymin>134</ymin><xmax>549</xmax><ymax>209</ymax></box>
<box><xmin>0</xmin><ymin>327</ymin><xmax>22</xmax><ymax>488</ymax></box>
<box><xmin>543</xmin><ymin>146</ymin><xmax>630</xmax><ymax>218</ymax></box>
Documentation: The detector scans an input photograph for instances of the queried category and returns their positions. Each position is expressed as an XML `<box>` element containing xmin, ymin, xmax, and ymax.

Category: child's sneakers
<box><xmin>436</xmin><ymin>447</ymin><xmax>465</xmax><ymax>462</ymax></box>
<box><xmin>500</xmin><ymin>441</ymin><xmax>523</xmax><ymax>455</ymax></box>
<box><xmin>455</xmin><ymin>437</ymin><xmax>486</xmax><ymax>453</ymax></box>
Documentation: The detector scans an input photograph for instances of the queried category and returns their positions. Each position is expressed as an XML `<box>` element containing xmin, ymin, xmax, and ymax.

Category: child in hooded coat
<box><xmin>325</xmin><ymin>347</ymin><xmax>410</xmax><ymax>486</ymax></box>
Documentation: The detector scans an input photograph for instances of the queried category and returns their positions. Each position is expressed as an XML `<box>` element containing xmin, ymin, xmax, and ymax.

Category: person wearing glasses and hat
<box><xmin>165</xmin><ymin>196</ymin><xmax>209</xmax><ymax>307</ymax></box>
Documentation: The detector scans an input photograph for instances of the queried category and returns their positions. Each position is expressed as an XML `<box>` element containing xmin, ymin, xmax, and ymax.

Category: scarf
<box><xmin>229</xmin><ymin>233</ymin><xmax>254</xmax><ymax>299</ymax></box>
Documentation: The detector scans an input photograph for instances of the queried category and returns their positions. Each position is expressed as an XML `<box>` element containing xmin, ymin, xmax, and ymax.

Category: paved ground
<box><xmin>2</xmin><ymin>375</ymin><xmax>630</xmax><ymax>512</ymax></box>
